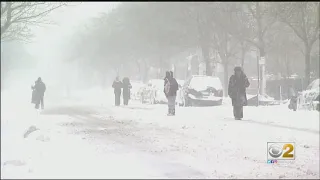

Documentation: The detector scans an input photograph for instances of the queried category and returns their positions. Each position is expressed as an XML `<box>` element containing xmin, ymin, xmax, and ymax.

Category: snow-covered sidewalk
<box><xmin>1</xmin><ymin>89</ymin><xmax>177</xmax><ymax>179</ymax></box>
<box><xmin>1</xmin><ymin>97</ymin><xmax>163</xmax><ymax>178</ymax></box>
<box><xmin>1</xmin><ymin>88</ymin><xmax>319</xmax><ymax>178</ymax></box>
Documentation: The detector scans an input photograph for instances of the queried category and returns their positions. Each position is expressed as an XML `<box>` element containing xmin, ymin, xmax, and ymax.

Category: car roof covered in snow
<box><xmin>189</xmin><ymin>75</ymin><xmax>223</xmax><ymax>90</ymax></box>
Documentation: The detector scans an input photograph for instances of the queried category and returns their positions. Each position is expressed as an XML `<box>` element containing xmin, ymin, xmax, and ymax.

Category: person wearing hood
<box><xmin>122</xmin><ymin>77</ymin><xmax>132</xmax><ymax>106</ymax></box>
<box><xmin>112</xmin><ymin>76</ymin><xmax>123</xmax><ymax>106</ymax></box>
<box><xmin>228</xmin><ymin>67</ymin><xmax>250</xmax><ymax>120</ymax></box>
<box><xmin>288</xmin><ymin>85</ymin><xmax>297</xmax><ymax>111</ymax></box>
<box><xmin>164</xmin><ymin>71</ymin><xmax>179</xmax><ymax>116</ymax></box>
<box><xmin>31</xmin><ymin>77</ymin><xmax>46</xmax><ymax>109</ymax></box>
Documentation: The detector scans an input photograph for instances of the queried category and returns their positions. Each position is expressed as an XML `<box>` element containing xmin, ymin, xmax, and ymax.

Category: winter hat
<box><xmin>234</xmin><ymin>66</ymin><xmax>242</xmax><ymax>72</ymax></box>
<box><xmin>165</xmin><ymin>71</ymin><xmax>170</xmax><ymax>78</ymax></box>
<box><xmin>169</xmin><ymin>71</ymin><xmax>173</xmax><ymax>78</ymax></box>
<box><xmin>123</xmin><ymin>77</ymin><xmax>129</xmax><ymax>83</ymax></box>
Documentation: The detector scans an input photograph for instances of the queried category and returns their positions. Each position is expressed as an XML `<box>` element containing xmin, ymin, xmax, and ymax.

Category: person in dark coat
<box><xmin>288</xmin><ymin>85</ymin><xmax>297</xmax><ymax>111</ymax></box>
<box><xmin>164</xmin><ymin>71</ymin><xmax>179</xmax><ymax>116</ymax></box>
<box><xmin>31</xmin><ymin>77</ymin><xmax>46</xmax><ymax>109</ymax></box>
<box><xmin>228</xmin><ymin>67</ymin><xmax>250</xmax><ymax>120</ymax></box>
<box><xmin>112</xmin><ymin>76</ymin><xmax>123</xmax><ymax>106</ymax></box>
<box><xmin>122</xmin><ymin>77</ymin><xmax>132</xmax><ymax>106</ymax></box>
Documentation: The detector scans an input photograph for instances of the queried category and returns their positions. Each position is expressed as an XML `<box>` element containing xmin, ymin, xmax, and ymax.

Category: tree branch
<box><xmin>1</xmin><ymin>2</ymin><xmax>13</xmax><ymax>35</ymax></box>
<box><xmin>281</xmin><ymin>20</ymin><xmax>307</xmax><ymax>44</ymax></box>
<box><xmin>1</xmin><ymin>2</ymin><xmax>67</xmax><ymax>41</ymax></box>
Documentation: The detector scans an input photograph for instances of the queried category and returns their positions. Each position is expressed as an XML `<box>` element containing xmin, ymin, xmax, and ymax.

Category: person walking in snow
<box><xmin>31</xmin><ymin>77</ymin><xmax>46</xmax><ymax>110</ymax></box>
<box><xmin>122</xmin><ymin>77</ymin><xmax>132</xmax><ymax>106</ymax></box>
<box><xmin>112</xmin><ymin>76</ymin><xmax>123</xmax><ymax>106</ymax></box>
<box><xmin>228</xmin><ymin>67</ymin><xmax>250</xmax><ymax>120</ymax></box>
<box><xmin>164</xmin><ymin>71</ymin><xmax>179</xmax><ymax>116</ymax></box>
<box><xmin>288</xmin><ymin>85</ymin><xmax>297</xmax><ymax>111</ymax></box>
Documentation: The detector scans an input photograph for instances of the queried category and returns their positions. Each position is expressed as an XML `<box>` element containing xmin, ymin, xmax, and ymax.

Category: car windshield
<box><xmin>306</xmin><ymin>79</ymin><xmax>319</xmax><ymax>90</ymax></box>
<box><xmin>189</xmin><ymin>76</ymin><xmax>222</xmax><ymax>91</ymax></box>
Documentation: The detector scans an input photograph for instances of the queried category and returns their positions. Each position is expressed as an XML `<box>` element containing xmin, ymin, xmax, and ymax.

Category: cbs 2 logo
<box><xmin>268</xmin><ymin>143</ymin><xmax>294</xmax><ymax>158</ymax></box>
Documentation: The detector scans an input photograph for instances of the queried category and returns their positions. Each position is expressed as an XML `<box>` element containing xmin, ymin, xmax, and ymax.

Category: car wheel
<box><xmin>185</xmin><ymin>97</ymin><xmax>192</xmax><ymax>107</ymax></box>
<box><xmin>190</xmin><ymin>100</ymin><xmax>195</xmax><ymax>107</ymax></box>
<box><xmin>153</xmin><ymin>98</ymin><xmax>157</xmax><ymax>104</ymax></box>
<box><xmin>149</xmin><ymin>93</ymin><xmax>156</xmax><ymax>104</ymax></box>
<box><xmin>217</xmin><ymin>99</ymin><xmax>223</xmax><ymax>106</ymax></box>
<box><xmin>178</xmin><ymin>96</ymin><xmax>184</xmax><ymax>106</ymax></box>
<box><xmin>149</xmin><ymin>97</ymin><xmax>154</xmax><ymax>104</ymax></box>
<box><xmin>182</xmin><ymin>96</ymin><xmax>188</xmax><ymax>107</ymax></box>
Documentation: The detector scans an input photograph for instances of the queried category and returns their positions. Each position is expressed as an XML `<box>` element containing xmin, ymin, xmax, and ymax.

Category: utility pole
<box><xmin>187</xmin><ymin>55</ymin><xmax>192</xmax><ymax>79</ymax></box>
<box><xmin>257</xmin><ymin>54</ymin><xmax>260</xmax><ymax>106</ymax></box>
<box><xmin>1</xmin><ymin>42</ymin><xmax>4</xmax><ymax>90</ymax></box>
<box><xmin>171</xmin><ymin>64</ymin><xmax>175</xmax><ymax>77</ymax></box>
<box><xmin>260</xmin><ymin>56</ymin><xmax>266</xmax><ymax>95</ymax></box>
<box><xmin>258</xmin><ymin>51</ymin><xmax>266</xmax><ymax>95</ymax></box>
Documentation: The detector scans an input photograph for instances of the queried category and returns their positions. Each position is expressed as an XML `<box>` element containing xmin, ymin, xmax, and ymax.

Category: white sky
<box><xmin>27</xmin><ymin>2</ymin><xmax>120</xmax><ymax>60</ymax></box>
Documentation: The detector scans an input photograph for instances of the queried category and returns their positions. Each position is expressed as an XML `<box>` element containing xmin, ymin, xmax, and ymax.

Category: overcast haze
<box><xmin>28</xmin><ymin>2</ymin><xmax>119</xmax><ymax>58</ymax></box>
<box><xmin>1</xmin><ymin>2</ymin><xmax>319</xmax><ymax>179</ymax></box>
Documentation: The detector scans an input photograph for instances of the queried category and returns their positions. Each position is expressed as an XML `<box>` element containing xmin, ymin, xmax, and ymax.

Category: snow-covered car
<box><xmin>179</xmin><ymin>75</ymin><xmax>223</xmax><ymax>106</ymax></box>
<box><xmin>297</xmin><ymin>78</ymin><xmax>319</xmax><ymax>111</ymax></box>
<box><xmin>130</xmin><ymin>80</ymin><xmax>145</xmax><ymax>100</ymax></box>
<box><xmin>247</xmin><ymin>94</ymin><xmax>280</xmax><ymax>106</ymax></box>
<box><xmin>141</xmin><ymin>79</ymin><xmax>167</xmax><ymax>104</ymax></box>
<box><xmin>138</xmin><ymin>85</ymin><xmax>148</xmax><ymax>103</ymax></box>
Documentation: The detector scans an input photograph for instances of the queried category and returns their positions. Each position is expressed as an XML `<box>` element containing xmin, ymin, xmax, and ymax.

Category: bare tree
<box><xmin>238</xmin><ymin>41</ymin><xmax>252</xmax><ymax>68</ymax></box>
<box><xmin>208</xmin><ymin>3</ymin><xmax>240</xmax><ymax>97</ymax></box>
<box><xmin>277</xmin><ymin>2</ymin><xmax>320</xmax><ymax>86</ymax></box>
<box><xmin>266</xmin><ymin>22</ymin><xmax>306</xmax><ymax>78</ymax></box>
<box><xmin>1</xmin><ymin>2</ymin><xmax>68</xmax><ymax>41</ymax></box>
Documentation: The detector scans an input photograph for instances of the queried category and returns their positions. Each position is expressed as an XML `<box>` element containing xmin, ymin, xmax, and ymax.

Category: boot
<box><xmin>167</xmin><ymin>108</ymin><xmax>173</xmax><ymax>116</ymax></box>
<box><xmin>172</xmin><ymin>109</ymin><xmax>175</xmax><ymax>116</ymax></box>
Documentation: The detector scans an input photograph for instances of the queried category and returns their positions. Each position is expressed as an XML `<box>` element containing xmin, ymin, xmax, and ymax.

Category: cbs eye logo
<box><xmin>267</xmin><ymin>143</ymin><xmax>295</xmax><ymax>160</ymax></box>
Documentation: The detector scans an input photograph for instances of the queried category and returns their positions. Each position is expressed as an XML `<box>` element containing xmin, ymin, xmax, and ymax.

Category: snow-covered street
<box><xmin>1</xmin><ymin>88</ymin><xmax>319</xmax><ymax>179</ymax></box>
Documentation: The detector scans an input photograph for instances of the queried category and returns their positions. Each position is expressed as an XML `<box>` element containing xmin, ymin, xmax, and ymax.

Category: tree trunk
<box><xmin>142</xmin><ymin>59</ymin><xmax>148</xmax><ymax>83</ymax></box>
<box><xmin>276</xmin><ymin>54</ymin><xmax>282</xmax><ymax>78</ymax></box>
<box><xmin>173</xmin><ymin>64</ymin><xmax>177</xmax><ymax>78</ymax></box>
<box><xmin>101</xmin><ymin>72</ymin><xmax>106</xmax><ymax>88</ymax></box>
<box><xmin>304</xmin><ymin>44</ymin><xmax>311</xmax><ymax>88</ymax></box>
<box><xmin>200</xmin><ymin>39</ymin><xmax>212</xmax><ymax>76</ymax></box>
<box><xmin>240</xmin><ymin>42</ymin><xmax>246</xmax><ymax>68</ymax></box>
<box><xmin>158</xmin><ymin>56</ymin><xmax>163</xmax><ymax>78</ymax></box>
<box><xmin>223</xmin><ymin>62</ymin><xmax>229</xmax><ymax>97</ymax></box>
<box><xmin>241</xmin><ymin>48</ymin><xmax>245</xmax><ymax>68</ymax></box>
<box><xmin>284</xmin><ymin>50</ymin><xmax>291</xmax><ymax>78</ymax></box>
<box><xmin>259</xmin><ymin>47</ymin><xmax>266</xmax><ymax>95</ymax></box>
<box><xmin>196</xmin><ymin>11</ymin><xmax>212</xmax><ymax>76</ymax></box>
<box><xmin>135</xmin><ymin>60</ymin><xmax>141</xmax><ymax>80</ymax></box>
